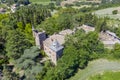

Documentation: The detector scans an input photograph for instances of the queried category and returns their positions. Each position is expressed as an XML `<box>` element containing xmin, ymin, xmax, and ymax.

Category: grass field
<box><xmin>93</xmin><ymin>6</ymin><xmax>120</xmax><ymax>20</ymax></box>
<box><xmin>70</xmin><ymin>59</ymin><xmax>120</xmax><ymax>80</ymax></box>
<box><xmin>89</xmin><ymin>71</ymin><xmax>120</xmax><ymax>80</ymax></box>
<box><xmin>29</xmin><ymin>0</ymin><xmax>51</xmax><ymax>5</ymax></box>
<box><xmin>0</xmin><ymin>4</ymin><xmax>6</xmax><ymax>8</ymax></box>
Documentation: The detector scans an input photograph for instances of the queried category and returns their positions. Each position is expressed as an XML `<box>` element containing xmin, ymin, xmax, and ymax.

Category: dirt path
<box><xmin>70</xmin><ymin>59</ymin><xmax>120</xmax><ymax>80</ymax></box>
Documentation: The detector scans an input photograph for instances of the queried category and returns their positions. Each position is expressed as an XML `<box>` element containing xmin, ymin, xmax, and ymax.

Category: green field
<box><xmin>0</xmin><ymin>4</ymin><xmax>6</xmax><ymax>8</ymax></box>
<box><xmin>70</xmin><ymin>59</ymin><xmax>120</xmax><ymax>80</ymax></box>
<box><xmin>29</xmin><ymin>0</ymin><xmax>51</xmax><ymax>5</ymax></box>
<box><xmin>93</xmin><ymin>6</ymin><xmax>120</xmax><ymax>20</ymax></box>
<box><xmin>89</xmin><ymin>71</ymin><xmax>120</xmax><ymax>80</ymax></box>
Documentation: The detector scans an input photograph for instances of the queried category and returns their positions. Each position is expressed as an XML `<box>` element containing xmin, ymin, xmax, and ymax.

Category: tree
<box><xmin>116</xmin><ymin>27</ymin><xmax>120</xmax><ymax>37</ymax></box>
<box><xmin>95</xmin><ymin>18</ymin><xmax>107</xmax><ymax>32</ymax></box>
<box><xmin>113</xmin><ymin>44</ymin><xmax>120</xmax><ymax>58</ymax></box>
<box><xmin>38</xmin><ymin>12</ymin><xmax>74</xmax><ymax>35</ymax></box>
<box><xmin>2</xmin><ymin>64</ymin><xmax>19</xmax><ymax>80</ymax></box>
<box><xmin>10</xmin><ymin>4</ymin><xmax>51</xmax><ymax>26</ymax></box>
<box><xmin>112</xmin><ymin>10</ymin><xmax>118</xmax><ymax>15</ymax></box>
<box><xmin>6</xmin><ymin>30</ymin><xmax>32</xmax><ymax>60</ymax></box>
<box><xmin>16</xmin><ymin>46</ymin><xmax>43</xmax><ymax>80</ymax></box>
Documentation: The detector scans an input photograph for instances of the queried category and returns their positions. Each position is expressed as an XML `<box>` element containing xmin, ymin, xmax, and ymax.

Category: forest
<box><xmin>0</xmin><ymin>1</ymin><xmax>120</xmax><ymax>80</ymax></box>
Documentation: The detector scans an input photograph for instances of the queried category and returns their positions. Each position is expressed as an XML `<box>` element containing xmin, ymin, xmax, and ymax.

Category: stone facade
<box><xmin>32</xmin><ymin>27</ymin><xmax>66</xmax><ymax>65</ymax></box>
<box><xmin>32</xmin><ymin>26</ymin><xmax>46</xmax><ymax>49</ymax></box>
<box><xmin>43</xmin><ymin>40</ymin><xmax>64</xmax><ymax>65</ymax></box>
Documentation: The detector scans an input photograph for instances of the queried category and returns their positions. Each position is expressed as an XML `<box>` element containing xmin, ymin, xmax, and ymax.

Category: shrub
<box><xmin>112</xmin><ymin>10</ymin><xmax>118</xmax><ymax>15</ymax></box>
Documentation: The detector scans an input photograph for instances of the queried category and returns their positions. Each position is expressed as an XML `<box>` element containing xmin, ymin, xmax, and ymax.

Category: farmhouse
<box><xmin>11</xmin><ymin>4</ymin><xmax>18</xmax><ymax>13</ymax></box>
<box><xmin>0</xmin><ymin>8</ymin><xmax>6</xmax><ymax>14</ymax></box>
<box><xmin>76</xmin><ymin>24</ymin><xmax>95</xmax><ymax>33</ymax></box>
<box><xmin>99</xmin><ymin>30</ymin><xmax>120</xmax><ymax>49</ymax></box>
<box><xmin>32</xmin><ymin>25</ymin><xmax>95</xmax><ymax>65</ymax></box>
<box><xmin>61</xmin><ymin>0</ymin><xmax>79</xmax><ymax>6</ymax></box>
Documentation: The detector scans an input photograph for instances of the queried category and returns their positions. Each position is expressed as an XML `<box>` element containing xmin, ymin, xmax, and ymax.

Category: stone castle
<box><xmin>32</xmin><ymin>25</ymin><xmax>95</xmax><ymax>65</ymax></box>
<box><xmin>32</xmin><ymin>24</ymin><xmax>120</xmax><ymax>64</ymax></box>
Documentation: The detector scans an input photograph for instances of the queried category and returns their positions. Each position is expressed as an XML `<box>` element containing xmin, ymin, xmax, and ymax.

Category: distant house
<box><xmin>77</xmin><ymin>24</ymin><xmax>95</xmax><ymax>33</ymax></box>
<box><xmin>99</xmin><ymin>30</ymin><xmax>120</xmax><ymax>49</ymax></box>
<box><xmin>0</xmin><ymin>8</ymin><xmax>6</xmax><ymax>14</ymax></box>
<box><xmin>60</xmin><ymin>0</ymin><xmax>79</xmax><ymax>6</ymax></box>
<box><xmin>11</xmin><ymin>4</ymin><xmax>18</xmax><ymax>13</ymax></box>
<box><xmin>86</xmin><ymin>0</ymin><xmax>101</xmax><ymax>3</ymax></box>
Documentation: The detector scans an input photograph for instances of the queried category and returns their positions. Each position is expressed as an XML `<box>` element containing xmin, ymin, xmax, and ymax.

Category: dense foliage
<box><xmin>0</xmin><ymin>2</ymin><xmax>120</xmax><ymax>80</ymax></box>
<box><xmin>1</xmin><ymin>0</ymin><xmax>30</xmax><ymax>5</ymax></box>
<box><xmin>10</xmin><ymin>4</ymin><xmax>51</xmax><ymax>26</ymax></box>
<box><xmin>0</xmin><ymin>4</ymin><xmax>50</xmax><ymax>80</ymax></box>
<box><xmin>16</xmin><ymin>46</ymin><xmax>43</xmax><ymax>80</ymax></box>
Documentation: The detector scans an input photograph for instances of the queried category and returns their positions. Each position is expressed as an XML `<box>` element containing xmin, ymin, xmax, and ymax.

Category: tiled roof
<box><xmin>43</xmin><ymin>29</ymin><xmax>73</xmax><ymax>47</ymax></box>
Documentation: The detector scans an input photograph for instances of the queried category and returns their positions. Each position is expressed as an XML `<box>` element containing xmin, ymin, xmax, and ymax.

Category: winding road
<box><xmin>70</xmin><ymin>59</ymin><xmax>120</xmax><ymax>80</ymax></box>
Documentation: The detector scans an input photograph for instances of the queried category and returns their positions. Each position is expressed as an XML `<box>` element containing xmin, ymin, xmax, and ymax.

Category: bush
<box><xmin>112</xmin><ymin>10</ymin><xmax>118</xmax><ymax>15</ymax></box>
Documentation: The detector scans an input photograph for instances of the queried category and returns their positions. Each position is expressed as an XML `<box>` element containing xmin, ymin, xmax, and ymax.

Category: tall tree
<box><xmin>6</xmin><ymin>30</ymin><xmax>32</xmax><ymax>60</ymax></box>
<box><xmin>16</xmin><ymin>46</ymin><xmax>43</xmax><ymax>80</ymax></box>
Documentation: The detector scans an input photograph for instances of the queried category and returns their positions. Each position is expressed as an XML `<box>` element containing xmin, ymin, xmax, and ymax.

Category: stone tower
<box><xmin>49</xmin><ymin>39</ymin><xmax>64</xmax><ymax>65</ymax></box>
<box><xmin>32</xmin><ymin>26</ymin><xmax>46</xmax><ymax>49</ymax></box>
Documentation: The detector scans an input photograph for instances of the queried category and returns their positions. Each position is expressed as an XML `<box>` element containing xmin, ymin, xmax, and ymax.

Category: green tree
<box><xmin>16</xmin><ymin>46</ymin><xmax>43</xmax><ymax>80</ymax></box>
<box><xmin>113</xmin><ymin>44</ymin><xmax>120</xmax><ymax>58</ymax></box>
<box><xmin>10</xmin><ymin>4</ymin><xmax>51</xmax><ymax>26</ymax></box>
<box><xmin>2</xmin><ymin>64</ymin><xmax>19</xmax><ymax>80</ymax></box>
<box><xmin>6</xmin><ymin>30</ymin><xmax>32</xmax><ymax>60</ymax></box>
<box><xmin>116</xmin><ymin>27</ymin><xmax>120</xmax><ymax>37</ymax></box>
<box><xmin>112</xmin><ymin>10</ymin><xmax>118</xmax><ymax>15</ymax></box>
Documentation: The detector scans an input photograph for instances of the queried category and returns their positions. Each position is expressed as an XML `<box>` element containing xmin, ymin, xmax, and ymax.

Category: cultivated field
<box><xmin>29</xmin><ymin>0</ymin><xmax>51</xmax><ymax>5</ymax></box>
<box><xmin>93</xmin><ymin>7</ymin><xmax>120</xmax><ymax>20</ymax></box>
<box><xmin>70</xmin><ymin>59</ymin><xmax>120</xmax><ymax>80</ymax></box>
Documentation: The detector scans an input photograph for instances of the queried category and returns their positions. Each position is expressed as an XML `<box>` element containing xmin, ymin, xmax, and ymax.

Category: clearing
<box><xmin>89</xmin><ymin>71</ymin><xmax>120</xmax><ymax>80</ymax></box>
<box><xmin>29</xmin><ymin>0</ymin><xmax>51</xmax><ymax>5</ymax></box>
<box><xmin>93</xmin><ymin>6</ymin><xmax>120</xmax><ymax>20</ymax></box>
<box><xmin>70</xmin><ymin>59</ymin><xmax>120</xmax><ymax>80</ymax></box>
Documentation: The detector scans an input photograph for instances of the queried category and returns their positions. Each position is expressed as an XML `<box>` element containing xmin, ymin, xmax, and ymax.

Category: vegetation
<box><xmin>29</xmin><ymin>0</ymin><xmax>51</xmax><ymax>5</ymax></box>
<box><xmin>0</xmin><ymin>1</ymin><xmax>120</xmax><ymax>80</ymax></box>
<box><xmin>112</xmin><ymin>10</ymin><xmax>118</xmax><ymax>14</ymax></box>
<box><xmin>0</xmin><ymin>4</ymin><xmax>50</xmax><ymax>80</ymax></box>
<box><xmin>10</xmin><ymin>4</ymin><xmax>51</xmax><ymax>26</ymax></box>
<box><xmin>70</xmin><ymin>59</ymin><xmax>120</xmax><ymax>80</ymax></box>
<box><xmin>89</xmin><ymin>71</ymin><xmax>120</xmax><ymax>80</ymax></box>
<box><xmin>1</xmin><ymin>0</ymin><xmax>30</xmax><ymax>5</ymax></box>
<box><xmin>15</xmin><ymin>46</ymin><xmax>43</xmax><ymax>80</ymax></box>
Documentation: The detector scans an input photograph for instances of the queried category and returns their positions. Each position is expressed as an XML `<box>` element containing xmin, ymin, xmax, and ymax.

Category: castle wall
<box><xmin>43</xmin><ymin>44</ymin><xmax>57</xmax><ymax>65</ymax></box>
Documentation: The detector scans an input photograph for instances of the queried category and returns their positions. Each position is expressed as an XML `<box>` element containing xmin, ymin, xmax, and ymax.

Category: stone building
<box><xmin>0</xmin><ymin>8</ymin><xmax>6</xmax><ymax>14</ymax></box>
<box><xmin>99</xmin><ymin>30</ymin><xmax>120</xmax><ymax>49</ymax></box>
<box><xmin>32</xmin><ymin>25</ymin><xmax>95</xmax><ymax>65</ymax></box>
<box><xmin>32</xmin><ymin>26</ymin><xmax>46</xmax><ymax>49</ymax></box>
<box><xmin>77</xmin><ymin>24</ymin><xmax>95</xmax><ymax>33</ymax></box>
<box><xmin>32</xmin><ymin>26</ymin><xmax>74</xmax><ymax>65</ymax></box>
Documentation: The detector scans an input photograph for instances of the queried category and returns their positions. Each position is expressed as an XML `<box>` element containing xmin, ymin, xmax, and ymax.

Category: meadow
<box><xmin>70</xmin><ymin>59</ymin><xmax>120</xmax><ymax>80</ymax></box>
<box><xmin>29</xmin><ymin>0</ymin><xmax>51</xmax><ymax>5</ymax></box>
<box><xmin>89</xmin><ymin>71</ymin><xmax>120</xmax><ymax>80</ymax></box>
<box><xmin>93</xmin><ymin>6</ymin><xmax>120</xmax><ymax>20</ymax></box>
